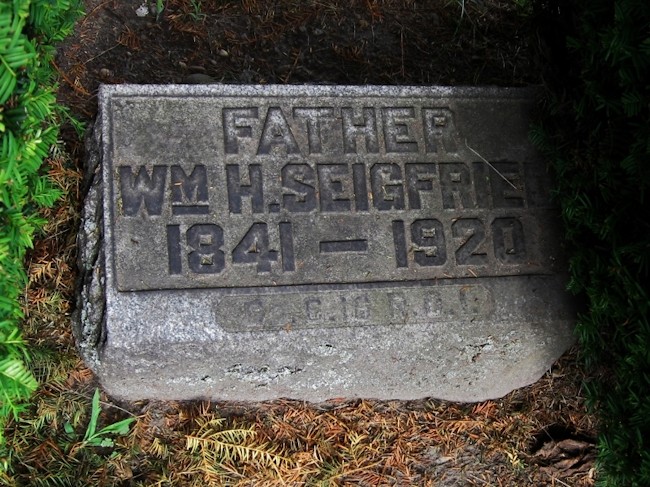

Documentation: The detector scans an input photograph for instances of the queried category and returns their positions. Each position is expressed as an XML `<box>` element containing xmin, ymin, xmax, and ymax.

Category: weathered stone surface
<box><xmin>75</xmin><ymin>84</ymin><xmax>576</xmax><ymax>402</ymax></box>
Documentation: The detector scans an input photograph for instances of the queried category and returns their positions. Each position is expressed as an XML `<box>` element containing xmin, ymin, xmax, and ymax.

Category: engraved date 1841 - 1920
<box><xmin>163</xmin><ymin>216</ymin><xmax>525</xmax><ymax>276</ymax></box>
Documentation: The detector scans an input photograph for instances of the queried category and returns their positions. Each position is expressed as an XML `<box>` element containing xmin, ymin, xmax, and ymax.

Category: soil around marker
<box><xmin>56</xmin><ymin>0</ymin><xmax>540</xmax><ymax>118</ymax></box>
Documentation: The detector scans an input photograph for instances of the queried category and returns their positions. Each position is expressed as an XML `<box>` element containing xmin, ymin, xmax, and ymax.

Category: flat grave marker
<box><xmin>75</xmin><ymin>84</ymin><xmax>575</xmax><ymax>402</ymax></box>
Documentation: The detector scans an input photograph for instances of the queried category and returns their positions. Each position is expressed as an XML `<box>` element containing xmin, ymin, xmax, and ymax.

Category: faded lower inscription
<box><xmin>215</xmin><ymin>284</ymin><xmax>493</xmax><ymax>331</ymax></box>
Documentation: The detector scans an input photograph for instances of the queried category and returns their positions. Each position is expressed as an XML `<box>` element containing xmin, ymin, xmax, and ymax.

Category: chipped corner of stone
<box><xmin>72</xmin><ymin>119</ymin><xmax>106</xmax><ymax>372</ymax></box>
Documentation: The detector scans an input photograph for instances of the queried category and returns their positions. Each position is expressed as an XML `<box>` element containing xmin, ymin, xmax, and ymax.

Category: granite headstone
<box><xmin>75</xmin><ymin>84</ymin><xmax>575</xmax><ymax>402</ymax></box>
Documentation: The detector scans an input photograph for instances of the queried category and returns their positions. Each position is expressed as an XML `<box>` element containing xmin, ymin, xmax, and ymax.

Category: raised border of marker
<box><xmin>75</xmin><ymin>84</ymin><xmax>576</xmax><ymax>402</ymax></box>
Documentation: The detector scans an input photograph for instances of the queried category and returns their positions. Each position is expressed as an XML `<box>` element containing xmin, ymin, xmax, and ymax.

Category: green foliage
<box><xmin>0</xmin><ymin>0</ymin><xmax>83</xmax><ymax>447</ymax></box>
<box><xmin>188</xmin><ymin>0</ymin><xmax>206</xmax><ymax>22</ymax></box>
<box><xmin>1</xmin><ymin>379</ymin><xmax>138</xmax><ymax>487</ymax></box>
<box><xmin>532</xmin><ymin>0</ymin><xmax>650</xmax><ymax>484</ymax></box>
<box><xmin>72</xmin><ymin>389</ymin><xmax>135</xmax><ymax>449</ymax></box>
<box><xmin>155</xmin><ymin>0</ymin><xmax>165</xmax><ymax>19</ymax></box>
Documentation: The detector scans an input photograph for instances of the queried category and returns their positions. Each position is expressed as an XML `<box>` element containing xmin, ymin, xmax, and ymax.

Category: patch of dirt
<box><xmin>56</xmin><ymin>0</ymin><xmax>540</xmax><ymax>118</ymax></box>
<box><xmin>28</xmin><ymin>0</ymin><xmax>598</xmax><ymax>485</ymax></box>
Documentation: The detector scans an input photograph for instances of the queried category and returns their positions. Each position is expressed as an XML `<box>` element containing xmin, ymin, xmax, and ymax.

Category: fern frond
<box><xmin>0</xmin><ymin>357</ymin><xmax>38</xmax><ymax>394</ymax></box>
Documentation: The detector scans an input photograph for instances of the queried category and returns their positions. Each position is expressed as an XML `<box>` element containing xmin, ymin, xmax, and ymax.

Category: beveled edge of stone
<box><xmin>98</xmin><ymin>83</ymin><xmax>540</xmax><ymax>104</ymax></box>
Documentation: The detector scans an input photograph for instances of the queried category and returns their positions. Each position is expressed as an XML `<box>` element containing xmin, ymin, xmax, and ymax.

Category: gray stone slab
<box><xmin>75</xmin><ymin>84</ymin><xmax>576</xmax><ymax>403</ymax></box>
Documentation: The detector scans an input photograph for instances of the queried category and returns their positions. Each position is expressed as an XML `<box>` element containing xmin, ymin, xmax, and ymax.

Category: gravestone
<box><xmin>75</xmin><ymin>84</ymin><xmax>575</xmax><ymax>402</ymax></box>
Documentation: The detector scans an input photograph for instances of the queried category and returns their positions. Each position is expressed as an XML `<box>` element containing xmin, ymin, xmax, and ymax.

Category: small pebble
<box><xmin>183</xmin><ymin>73</ymin><xmax>218</xmax><ymax>84</ymax></box>
<box><xmin>218</xmin><ymin>49</ymin><xmax>229</xmax><ymax>57</ymax></box>
<box><xmin>135</xmin><ymin>3</ymin><xmax>148</xmax><ymax>17</ymax></box>
<box><xmin>99</xmin><ymin>68</ymin><xmax>112</xmax><ymax>78</ymax></box>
